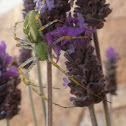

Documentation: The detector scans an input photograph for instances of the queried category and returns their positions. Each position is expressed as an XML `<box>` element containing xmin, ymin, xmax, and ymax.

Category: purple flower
<box><xmin>76</xmin><ymin>13</ymin><xmax>88</xmax><ymax>28</ymax></box>
<box><xmin>105</xmin><ymin>47</ymin><xmax>119</xmax><ymax>95</ymax></box>
<box><xmin>34</xmin><ymin>0</ymin><xmax>55</xmax><ymax>12</ymax></box>
<box><xmin>0</xmin><ymin>41</ymin><xmax>21</xmax><ymax>120</ymax></box>
<box><xmin>74</xmin><ymin>0</ymin><xmax>112</xmax><ymax>29</ymax></box>
<box><xmin>106</xmin><ymin>47</ymin><xmax>118</xmax><ymax>61</ymax></box>
<box><xmin>0</xmin><ymin>41</ymin><xmax>19</xmax><ymax>82</ymax></box>
<box><xmin>66</xmin><ymin>13</ymin><xmax>88</xmax><ymax>28</ymax></box>
<box><xmin>63</xmin><ymin>34</ymin><xmax>107</xmax><ymax>106</ymax></box>
<box><xmin>63</xmin><ymin>78</ymin><xmax>69</xmax><ymax>89</ymax></box>
<box><xmin>45</xmin><ymin>26</ymin><xmax>85</xmax><ymax>57</ymax></box>
<box><xmin>23</xmin><ymin>0</ymin><xmax>36</xmax><ymax>18</ymax></box>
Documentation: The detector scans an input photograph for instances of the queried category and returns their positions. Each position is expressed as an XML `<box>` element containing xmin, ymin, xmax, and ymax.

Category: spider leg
<box><xmin>19</xmin><ymin>57</ymin><xmax>60</xmax><ymax>89</ymax></box>
<box><xmin>30</xmin><ymin>85</ymin><xmax>74</xmax><ymax>108</ymax></box>
<box><xmin>22</xmin><ymin>68</ymin><xmax>72</xmax><ymax>108</ymax></box>
<box><xmin>47</xmin><ymin>54</ymin><xmax>106</xmax><ymax>101</ymax></box>
<box><xmin>49</xmin><ymin>36</ymin><xmax>89</xmax><ymax>47</ymax></box>
<box><xmin>19</xmin><ymin>57</ymin><xmax>35</xmax><ymax>70</ymax></box>
<box><xmin>13</xmin><ymin>21</ymin><xmax>35</xmax><ymax>46</ymax></box>
<box><xmin>35</xmin><ymin>0</ymin><xmax>47</xmax><ymax>22</ymax></box>
<box><xmin>16</xmin><ymin>44</ymin><xmax>34</xmax><ymax>50</ymax></box>
<box><xmin>25</xmin><ymin>59</ymin><xmax>38</xmax><ymax>74</ymax></box>
<box><xmin>19</xmin><ymin>57</ymin><xmax>37</xmax><ymax>81</ymax></box>
<box><xmin>38</xmin><ymin>19</ymin><xmax>60</xmax><ymax>32</ymax></box>
<box><xmin>21</xmin><ymin>58</ymin><xmax>42</xmax><ymax>88</ymax></box>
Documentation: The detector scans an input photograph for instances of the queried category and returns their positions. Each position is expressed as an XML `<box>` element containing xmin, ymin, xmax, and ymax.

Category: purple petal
<box><xmin>3</xmin><ymin>55</ymin><xmax>12</xmax><ymax>67</ymax></box>
<box><xmin>46</xmin><ymin>0</ymin><xmax>55</xmax><ymax>11</ymax></box>
<box><xmin>53</xmin><ymin>44</ymin><xmax>61</xmax><ymax>57</ymax></box>
<box><xmin>34</xmin><ymin>0</ymin><xmax>55</xmax><ymax>12</ymax></box>
<box><xmin>2</xmin><ymin>66</ymin><xmax>19</xmax><ymax>79</ymax></box>
<box><xmin>63</xmin><ymin>78</ymin><xmax>69</xmax><ymax>89</ymax></box>
<box><xmin>63</xmin><ymin>83</ymin><xmax>68</xmax><ymax>89</ymax></box>
<box><xmin>0</xmin><ymin>41</ymin><xmax>6</xmax><ymax>51</ymax></box>
<box><xmin>45</xmin><ymin>32</ymin><xmax>54</xmax><ymax>45</ymax></box>
<box><xmin>63</xmin><ymin>77</ymin><xmax>69</xmax><ymax>83</ymax></box>
<box><xmin>58</xmin><ymin>27</ymin><xmax>84</xmax><ymax>37</ymax></box>
<box><xmin>67</xmin><ymin>43</ymin><xmax>75</xmax><ymax>54</ymax></box>
<box><xmin>0</xmin><ymin>41</ymin><xmax>7</xmax><ymax>59</ymax></box>
<box><xmin>106</xmin><ymin>47</ymin><xmax>118</xmax><ymax>60</ymax></box>
<box><xmin>46</xmin><ymin>26</ymin><xmax>85</xmax><ymax>59</ymax></box>
<box><xmin>46</xmin><ymin>26</ymin><xmax>85</xmax><ymax>46</ymax></box>
<box><xmin>76</xmin><ymin>12</ymin><xmax>88</xmax><ymax>28</ymax></box>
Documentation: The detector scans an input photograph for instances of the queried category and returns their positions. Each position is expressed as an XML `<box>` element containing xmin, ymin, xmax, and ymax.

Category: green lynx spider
<box><xmin>14</xmin><ymin>0</ymin><xmax>109</xmax><ymax>108</ymax></box>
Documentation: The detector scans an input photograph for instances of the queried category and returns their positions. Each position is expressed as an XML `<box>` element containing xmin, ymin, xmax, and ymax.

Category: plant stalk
<box><xmin>88</xmin><ymin>105</ymin><xmax>98</xmax><ymax>126</ymax></box>
<box><xmin>28</xmin><ymin>74</ymin><xmax>38</xmax><ymax>126</ymax></box>
<box><xmin>108</xmin><ymin>94</ymin><xmax>112</xmax><ymax>125</ymax></box>
<box><xmin>6</xmin><ymin>119</ymin><xmax>9</xmax><ymax>126</ymax></box>
<box><xmin>36</xmin><ymin>61</ymin><xmax>46</xmax><ymax>124</ymax></box>
<box><xmin>46</xmin><ymin>48</ymin><xmax>52</xmax><ymax>126</ymax></box>
<box><xmin>103</xmin><ymin>97</ymin><xmax>111</xmax><ymax>126</ymax></box>
<box><xmin>93</xmin><ymin>31</ymin><xmax>111</xmax><ymax>126</ymax></box>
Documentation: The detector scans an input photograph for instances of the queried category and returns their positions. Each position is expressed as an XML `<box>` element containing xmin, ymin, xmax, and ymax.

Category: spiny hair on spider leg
<box><xmin>34</xmin><ymin>42</ymin><xmax>48</xmax><ymax>61</ymax></box>
<box><xmin>23</xmin><ymin>10</ymin><xmax>42</xmax><ymax>43</ymax></box>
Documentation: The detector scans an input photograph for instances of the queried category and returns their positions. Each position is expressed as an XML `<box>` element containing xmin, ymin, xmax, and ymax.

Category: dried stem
<box><xmin>93</xmin><ymin>31</ymin><xmax>111</xmax><ymax>126</ymax></box>
<box><xmin>28</xmin><ymin>74</ymin><xmax>38</xmax><ymax>126</ymax></box>
<box><xmin>88</xmin><ymin>105</ymin><xmax>98</xmax><ymax>126</ymax></box>
<box><xmin>46</xmin><ymin>48</ymin><xmax>52</xmax><ymax>126</ymax></box>
<box><xmin>36</xmin><ymin>61</ymin><xmax>46</xmax><ymax>124</ymax></box>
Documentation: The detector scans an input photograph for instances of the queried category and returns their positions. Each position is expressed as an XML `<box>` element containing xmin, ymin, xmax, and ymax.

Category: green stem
<box><xmin>103</xmin><ymin>97</ymin><xmax>111</xmax><ymax>126</ymax></box>
<box><xmin>109</xmin><ymin>94</ymin><xmax>112</xmax><ymax>125</ymax></box>
<box><xmin>46</xmin><ymin>48</ymin><xmax>52</xmax><ymax>126</ymax></box>
<box><xmin>36</xmin><ymin>61</ymin><xmax>46</xmax><ymax>124</ymax></box>
<box><xmin>93</xmin><ymin>31</ymin><xmax>111</xmax><ymax>126</ymax></box>
<box><xmin>6</xmin><ymin>119</ymin><xmax>9</xmax><ymax>126</ymax></box>
<box><xmin>28</xmin><ymin>74</ymin><xmax>38</xmax><ymax>126</ymax></box>
<box><xmin>88</xmin><ymin>105</ymin><xmax>98</xmax><ymax>126</ymax></box>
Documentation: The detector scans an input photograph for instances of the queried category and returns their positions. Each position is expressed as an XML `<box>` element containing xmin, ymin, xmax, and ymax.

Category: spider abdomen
<box><xmin>23</xmin><ymin>10</ymin><xmax>40</xmax><ymax>43</ymax></box>
<box><xmin>34</xmin><ymin>42</ymin><xmax>48</xmax><ymax>61</ymax></box>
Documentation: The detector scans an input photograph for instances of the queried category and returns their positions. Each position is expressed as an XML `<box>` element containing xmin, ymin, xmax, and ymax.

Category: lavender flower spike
<box><xmin>0</xmin><ymin>41</ymin><xmax>21</xmax><ymax>120</ymax></box>
<box><xmin>106</xmin><ymin>46</ymin><xmax>118</xmax><ymax>61</ymax></box>
<box><xmin>105</xmin><ymin>47</ymin><xmax>119</xmax><ymax>95</ymax></box>
<box><xmin>0</xmin><ymin>41</ymin><xmax>19</xmax><ymax>82</ymax></box>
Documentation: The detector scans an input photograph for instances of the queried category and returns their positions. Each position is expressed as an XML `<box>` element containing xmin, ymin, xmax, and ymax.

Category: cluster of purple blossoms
<box><xmin>35</xmin><ymin>0</ymin><xmax>111</xmax><ymax>106</ymax></box>
<box><xmin>34</xmin><ymin>0</ymin><xmax>70</xmax><ymax>33</ymax></box>
<box><xmin>34</xmin><ymin>0</ymin><xmax>55</xmax><ymax>12</ymax></box>
<box><xmin>46</xmin><ymin>26</ymin><xmax>107</xmax><ymax>106</ymax></box>
<box><xmin>72</xmin><ymin>0</ymin><xmax>112</xmax><ymax>29</ymax></box>
<box><xmin>0</xmin><ymin>41</ymin><xmax>21</xmax><ymax>120</ymax></box>
<box><xmin>23</xmin><ymin>0</ymin><xmax>36</xmax><ymax>18</ymax></box>
<box><xmin>105</xmin><ymin>47</ymin><xmax>119</xmax><ymax>95</ymax></box>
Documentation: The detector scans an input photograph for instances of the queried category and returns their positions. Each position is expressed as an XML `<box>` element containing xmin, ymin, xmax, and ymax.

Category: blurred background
<box><xmin>0</xmin><ymin>0</ymin><xmax>126</xmax><ymax>126</ymax></box>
